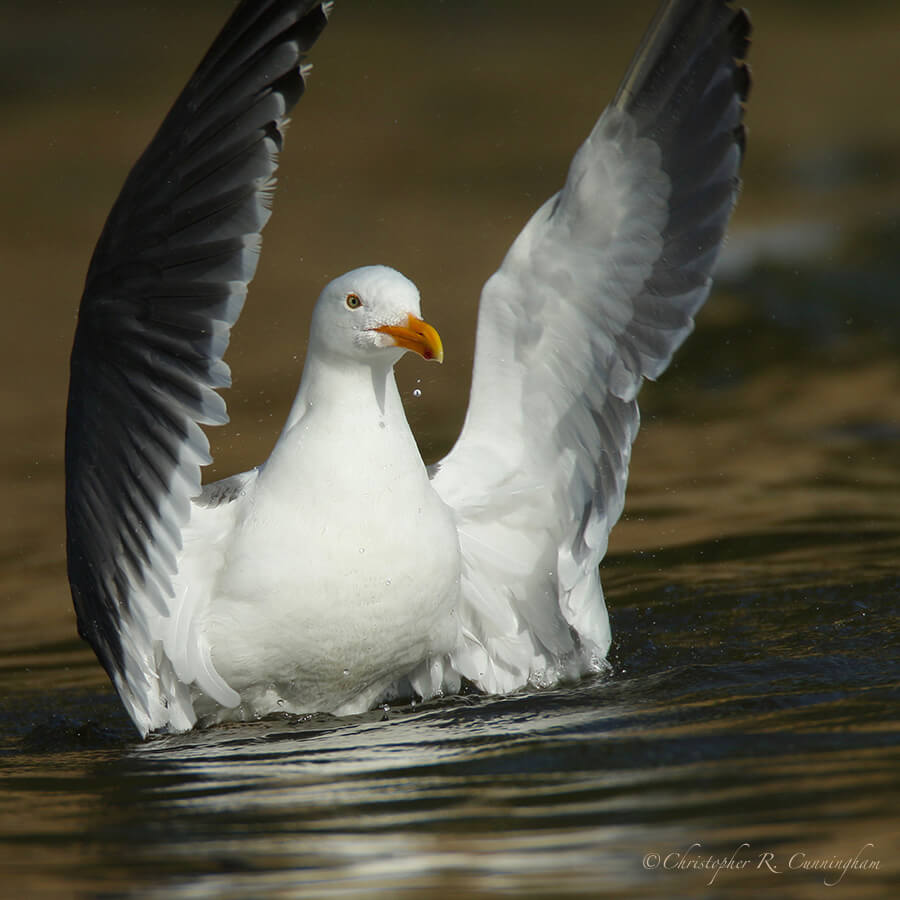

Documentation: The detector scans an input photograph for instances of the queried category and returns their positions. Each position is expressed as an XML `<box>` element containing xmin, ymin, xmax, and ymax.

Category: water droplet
<box><xmin>382</xmin><ymin>703</ymin><xmax>391</xmax><ymax>713</ymax></box>
<box><xmin>277</xmin><ymin>699</ymin><xmax>285</xmax><ymax>707</ymax></box>
<box><xmin>412</xmin><ymin>389</ymin><xmax>422</xmax><ymax>398</ymax></box>
<box><xmin>359</xmin><ymin>547</ymin><xmax>365</xmax><ymax>554</ymax></box>
<box><xmin>342</xmin><ymin>668</ymin><xmax>350</xmax><ymax>677</ymax></box>
<box><xmin>385</xmin><ymin>578</ymin><xmax>392</xmax><ymax>586</ymax></box>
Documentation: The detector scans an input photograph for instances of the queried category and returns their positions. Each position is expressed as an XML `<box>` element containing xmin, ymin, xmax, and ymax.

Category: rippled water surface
<box><xmin>2</xmin><ymin>1</ymin><xmax>899</xmax><ymax>897</ymax></box>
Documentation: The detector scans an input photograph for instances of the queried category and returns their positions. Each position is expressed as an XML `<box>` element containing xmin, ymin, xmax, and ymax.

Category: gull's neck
<box><xmin>265</xmin><ymin>346</ymin><xmax>421</xmax><ymax>482</ymax></box>
<box><xmin>289</xmin><ymin>344</ymin><xmax>405</xmax><ymax>429</ymax></box>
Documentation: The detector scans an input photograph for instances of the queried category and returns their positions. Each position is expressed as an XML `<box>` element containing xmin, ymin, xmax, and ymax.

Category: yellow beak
<box><xmin>374</xmin><ymin>314</ymin><xmax>444</xmax><ymax>363</ymax></box>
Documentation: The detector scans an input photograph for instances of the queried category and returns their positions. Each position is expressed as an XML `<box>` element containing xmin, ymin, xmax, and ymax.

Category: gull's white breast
<box><xmin>198</xmin><ymin>380</ymin><xmax>462</xmax><ymax>718</ymax></box>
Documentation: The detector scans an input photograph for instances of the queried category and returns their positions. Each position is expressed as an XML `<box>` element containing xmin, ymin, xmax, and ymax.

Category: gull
<box><xmin>65</xmin><ymin>0</ymin><xmax>751</xmax><ymax>737</ymax></box>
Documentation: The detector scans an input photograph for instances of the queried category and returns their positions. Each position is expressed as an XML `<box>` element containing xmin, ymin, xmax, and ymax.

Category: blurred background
<box><xmin>1</xmin><ymin>0</ymin><xmax>897</xmax><ymax>657</ymax></box>
<box><xmin>0</xmin><ymin>3</ymin><xmax>898</xmax><ymax>895</ymax></box>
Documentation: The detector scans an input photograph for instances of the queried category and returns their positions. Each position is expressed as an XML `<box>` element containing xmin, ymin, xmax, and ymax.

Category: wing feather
<box><xmin>431</xmin><ymin>0</ymin><xmax>750</xmax><ymax>692</ymax></box>
<box><xmin>65</xmin><ymin>0</ymin><xmax>331</xmax><ymax>736</ymax></box>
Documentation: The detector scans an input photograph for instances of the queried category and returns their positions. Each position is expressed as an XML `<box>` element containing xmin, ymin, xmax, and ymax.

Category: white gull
<box><xmin>65</xmin><ymin>0</ymin><xmax>751</xmax><ymax>737</ymax></box>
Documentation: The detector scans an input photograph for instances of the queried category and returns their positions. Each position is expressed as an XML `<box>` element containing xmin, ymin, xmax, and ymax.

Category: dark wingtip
<box><xmin>295</xmin><ymin>2</ymin><xmax>331</xmax><ymax>50</ymax></box>
<box><xmin>731</xmin><ymin>6</ymin><xmax>752</xmax><ymax>158</ymax></box>
<box><xmin>734</xmin><ymin>122</ymin><xmax>748</xmax><ymax>158</ymax></box>
<box><xmin>735</xmin><ymin>60</ymin><xmax>752</xmax><ymax>103</ymax></box>
<box><xmin>729</xmin><ymin>7</ymin><xmax>752</xmax><ymax>101</ymax></box>
<box><xmin>730</xmin><ymin>8</ymin><xmax>753</xmax><ymax>61</ymax></box>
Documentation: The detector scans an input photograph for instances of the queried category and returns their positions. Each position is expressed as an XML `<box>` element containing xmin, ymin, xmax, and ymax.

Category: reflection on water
<box><xmin>3</xmin><ymin>555</ymin><xmax>898</xmax><ymax>895</ymax></box>
<box><xmin>2</xmin><ymin>0</ymin><xmax>900</xmax><ymax>897</ymax></box>
<box><xmin>3</xmin><ymin>587</ymin><xmax>898</xmax><ymax>898</ymax></box>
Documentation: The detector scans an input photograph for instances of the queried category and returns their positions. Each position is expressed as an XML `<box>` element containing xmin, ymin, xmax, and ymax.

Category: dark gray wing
<box><xmin>431</xmin><ymin>0</ymin><xmax>750</xmax><ymax>691</ymax></box>
<box><xmin>65</xmin><ymin>0</ymin><xmax>331</xmax><ymax>735</ymax></box>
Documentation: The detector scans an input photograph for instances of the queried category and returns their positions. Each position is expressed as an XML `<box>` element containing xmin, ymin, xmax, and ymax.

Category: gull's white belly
<box><xmin>202</xmin><ymin>473</ymin><xmax>461</xmax><ymax>715</ymax></box>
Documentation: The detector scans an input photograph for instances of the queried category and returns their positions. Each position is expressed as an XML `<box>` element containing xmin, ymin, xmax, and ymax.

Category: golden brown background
<box><xmin>1</xmin><ymin>0</ymin><xmax>898</xmax><ymax>674</ymax></box>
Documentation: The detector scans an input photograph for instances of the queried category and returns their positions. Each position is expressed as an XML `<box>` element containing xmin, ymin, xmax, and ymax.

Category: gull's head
<box><xmin>310</xmin><ymin>265</ymin><xmax>443</xmax><ymax>366</ymax></box>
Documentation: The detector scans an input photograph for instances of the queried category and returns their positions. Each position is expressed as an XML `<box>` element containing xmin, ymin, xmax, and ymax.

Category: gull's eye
<box><xmin>345</xmin><ymin>292</ymin><xmax>362</xmax><ymax>309</ymax></box>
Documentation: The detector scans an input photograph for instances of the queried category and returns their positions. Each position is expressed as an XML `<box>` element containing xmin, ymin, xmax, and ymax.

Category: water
<box><xmin>2</xmin><ymin>2</ymin><xmax>899</xmax><ymax>897</ymax></box>
<box><xmin>2</xmin><ymin>572</ymin><xmax>898</xmax><ymax>896</ymax></box>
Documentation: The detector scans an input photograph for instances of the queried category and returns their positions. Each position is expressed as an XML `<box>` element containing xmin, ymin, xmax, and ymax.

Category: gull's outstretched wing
<box><xmin>65</xmin><ymin>0</ymin><xmax>331</xmax><ymax>735</ymax></box>
<box><xmin>430</xmin><ymin>0</ymin><xmax>750</xmax><ymax>692</ymax></box>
